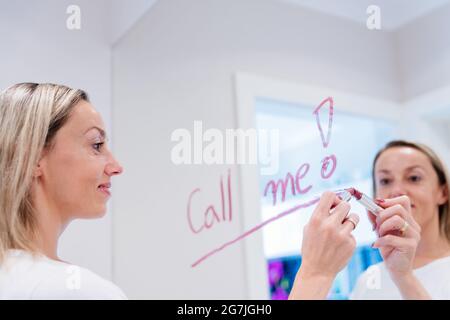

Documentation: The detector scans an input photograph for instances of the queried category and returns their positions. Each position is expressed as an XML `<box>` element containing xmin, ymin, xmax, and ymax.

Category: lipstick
<box><xmin>346</xmin><ymin>188</ymin><xmax>383</xmax><ymax>215</ymax></box>
<box><xmin>336</xmin><ymin>188</ymin><xmax>383</xmax><ymax>216</ymax></box>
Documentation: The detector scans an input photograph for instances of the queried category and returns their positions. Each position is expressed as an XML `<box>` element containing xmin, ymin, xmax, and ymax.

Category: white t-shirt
<box><xmin>0</xmin><ymin>249</ymin><xmax>127</xmax><ymax>300</ymax></box>
<box><xmin>350</xmin><ymin>256</ymin><xmax>450</xmax><ymax>300</ymax></box>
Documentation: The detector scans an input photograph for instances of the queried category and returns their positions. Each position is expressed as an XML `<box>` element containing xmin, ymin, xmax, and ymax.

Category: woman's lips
<box><xmin>98</xmin><ymin>185</ymin><xmax>111</xmax><ymax>197</ymax></box>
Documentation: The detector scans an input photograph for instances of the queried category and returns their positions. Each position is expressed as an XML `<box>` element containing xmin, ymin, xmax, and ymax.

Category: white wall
<box><xmin>0</xmin><ymin>0</ymin><xmax>113</xmax><ymax>279</ymax></box>
<box><xmin>109</xmin><ymin>0</ymin><xmax>158</xmax><ymax>44</ymax></box>
<box><xmin>112</xmin><ymin>0</ymin><xmax>400</xmax><ymax>299</ymax></box>
<box><xmin>395</xmin><ymin>3</ymin><xmax>450</xmax><ymax>100</ymax></box>
<box><xmin>394</xmin><ymin>3</ymin><xmax>450</xmax><ymax>167</ymax></box>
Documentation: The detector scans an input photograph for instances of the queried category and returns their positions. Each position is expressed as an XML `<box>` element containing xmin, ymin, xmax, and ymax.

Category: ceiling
<box><xmin>109</xmin><ymin>0</ymin><xmax>450</xmax><ymax>43</ymax></box>
<box><xmin>281</xmin><ymin>0</ymin><xmax>450</xmax><ymax>31</ymax></box>
<box><xmin>110</xmin><ymin>0</ymin><xmax>158</xmax><ymax>44</ymax></box>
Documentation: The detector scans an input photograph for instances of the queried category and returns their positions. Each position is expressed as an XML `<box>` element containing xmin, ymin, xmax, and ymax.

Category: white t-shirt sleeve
<box><xmin>29</xmin><ymin>266</ymin><xmax>127</xmax><ymax>300</ymax></box>
<box><xmin>350</xmin><ymin>258</ymin><xmax>450</xmax><ymax>300</ymax></box>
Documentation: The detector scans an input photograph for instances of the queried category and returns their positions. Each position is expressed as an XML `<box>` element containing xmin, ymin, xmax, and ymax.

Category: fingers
<box><xmin>311</xmin><ymin>191</ymin><xmax>359</xmax><ymax>236</ymax></box>
<box><xmin>373</xmin><ymin>234</ymin><xmax>417</xmax><ymax>251</ymax></box>
<box><xmin>375</xmin><ymin>196</ymin><xmax>420</xmax><ymax>232</ymax></box>
<box><xmin>377</xmin><ymin>204</ymin><xmax>407</xmax><ymax>224</ymax></box>
<box><xmin>329</xmin><ymin>201</ymin><xmax>351</xmax><ymax>224</ymax></box>
<box><xmin>378</xmin><ymin>215</ymin><xmax>420</xmax><ymax>239</ymax></box>
<box><xmin>342</xmin><ymin>213</ymin><xmax>360</xmax><ymax>233</ymax></box>
<box><xmin>367</xmin><ymin>210</ymin><xmax>377</xmax><ymax>230</ymax></box>
<box><xmin>312</xmin><ymin>191</ymin><xmax>340</xmax><ymax>219</ymax></box>
<box><xmin>378</xmin><ymin>195</ymin><xmax>411</xmax><ymax>212</ymax></box>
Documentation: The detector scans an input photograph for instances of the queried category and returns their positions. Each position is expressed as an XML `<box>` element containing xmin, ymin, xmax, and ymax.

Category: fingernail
<box><xmin>375</xmin><ymin>198</ymin><xmax>385</xmax><ymax>204</ymax></box>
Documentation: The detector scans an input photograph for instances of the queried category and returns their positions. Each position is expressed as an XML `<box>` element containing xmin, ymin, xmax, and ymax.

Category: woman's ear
<box><xmin>34</xmin><ymin>148</ymin><xmax>48</xmax><ymax>178</ymax></box>
<box><xmin>437</xmin><ymin>184</ymin><xmax>449</xmax><ymax>206</ymax></box>
<box><xmin>34</xmin><ymin>162</ymin><xmax>43</xmax><ymax>178</ymax></box>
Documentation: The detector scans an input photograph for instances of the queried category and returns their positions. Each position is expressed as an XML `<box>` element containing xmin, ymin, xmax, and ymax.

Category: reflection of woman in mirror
<box><xmin>351</xmin><ymin>141</ymin><xmax>450</xmax><ymax>299</ymax></box>
<box><xmin>290</xmin><ymin>140</ymin><xmax>450</xmax><ymax>299</ymax></box>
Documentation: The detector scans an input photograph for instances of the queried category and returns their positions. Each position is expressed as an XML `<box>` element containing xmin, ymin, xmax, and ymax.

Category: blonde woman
<box><xmin>289</xmin><ymin>140</ymin><xmax>450</xmax><ymax>299</ymax></box>
<box><xmin>351</xmin><ymin>140</ymin><xmax>450</xmax><ymax>299</ymax></box>
<box><xmin>0</xmin><ymin>83</ymin><xmax>126</xmax><ymax>299</ymax></box>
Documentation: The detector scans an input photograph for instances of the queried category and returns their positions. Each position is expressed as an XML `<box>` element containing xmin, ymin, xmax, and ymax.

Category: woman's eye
<box><xmin>409</xmin><ymin>175</ymin><xmax>422</xmax><ymax>183</ymax></box>
<box><xmin>379</xmin><ymin>178</ymin><xmax>390</xmax><ymax>186</ymax></box>
<box><xmin>93</xmin><ymin>142</ymin><xmax>104</xmax><ymax>152</ymax></box>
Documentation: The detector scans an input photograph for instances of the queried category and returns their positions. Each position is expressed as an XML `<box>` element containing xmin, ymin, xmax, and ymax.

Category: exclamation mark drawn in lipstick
<box><xmin>313</xmin><ymin>97</ymin><xmax>337</xmax><ymax>179</ymax></box>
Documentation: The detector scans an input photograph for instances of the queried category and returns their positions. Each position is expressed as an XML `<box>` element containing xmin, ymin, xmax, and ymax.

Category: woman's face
<box><xmin>36</xmin><ymin>100</ymin><xmax>123</xmax><ymax>220</ymax></box>
<box><xmin>374</xmin><ymin>146</ymin><xmax>447</xmax><ymax>228</ymax></box>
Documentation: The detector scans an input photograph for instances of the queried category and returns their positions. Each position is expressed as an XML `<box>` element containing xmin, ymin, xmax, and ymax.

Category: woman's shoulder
<box><xmin>414</xmin><ymin>255</ymin><xmax>450</xmax><ymax>298</ymax></box>
<box><xmin>31</xmin><ymin>263</ymin><xmax>128</xmax><ymax>300</ymax></box>
<box><xmin>417</xmin><ymin>254</ymin><xmax>450</xmax><ymax>272</ymax></box>
<box><xmin>1</xmin><ymin>249</ymin><xmax>127</xmax><ymax>300</ymax></box>
<box><xmin>351</xmin><ymin>256</ymin><xmax>450</xmax><ymax>299</ymax></box>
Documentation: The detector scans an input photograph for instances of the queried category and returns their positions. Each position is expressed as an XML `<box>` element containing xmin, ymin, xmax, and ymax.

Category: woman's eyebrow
<box><xmin>405</xmin><ymin>165</ymin><xmax>425</xmax><ymax>172</ymax></box>
<box><xmin>85</xmin><ymin>126</ymin><xmax>107</xmax><ymax>139</ymax></box>
<box><xmin>377</xmin><ymin>166</ymin><xmax>425</xmax><ymax>175</ymax></box>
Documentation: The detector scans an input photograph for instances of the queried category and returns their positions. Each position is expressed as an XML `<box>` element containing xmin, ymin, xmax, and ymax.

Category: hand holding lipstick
<box><xmin>368</xmin><ymin>196</ymin><xmax>429</xmax><ymax>299</ymax></box>
<box><xmin>289</xmin><ymin>191</ymin><xmax>359</xmax><ymax>299</ymax></box>
<box><xmin>369</xmin><ymin>195</ymin><xmax>420</xmax><ymax>274</ymax></box>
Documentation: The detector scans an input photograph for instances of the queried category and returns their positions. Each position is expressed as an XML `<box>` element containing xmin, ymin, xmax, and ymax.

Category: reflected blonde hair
<box><xmin>0</xmin><ymin>83</ymin><xmax>88</xmax><ymax>264</ymax></box>
<box><xmin>372</xmin><ymin>140</ymin><xmax>450</xmax><ymax>242</ymax></box>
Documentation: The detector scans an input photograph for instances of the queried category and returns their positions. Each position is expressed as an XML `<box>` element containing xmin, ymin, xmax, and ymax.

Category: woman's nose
<box><xmin>388</xmin><ymin>183</ymin><xmax>407</xmax><ymax>198</ymax></box>
<box><xmin>106</xmin><ymin>156</ymin><xmax>123</xmax><ymax>176</ymax></box>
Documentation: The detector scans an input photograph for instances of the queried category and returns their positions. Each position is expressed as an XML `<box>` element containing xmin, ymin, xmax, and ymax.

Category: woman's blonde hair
<box><xmin>372</xmin><ymin>140</ymin><xmax>450</xmax><ymax>242</ymax></box>
<box><xmin>0</xmin><ymin>83</ymin><xmax>88</xmax><ymax>264</ymax></box>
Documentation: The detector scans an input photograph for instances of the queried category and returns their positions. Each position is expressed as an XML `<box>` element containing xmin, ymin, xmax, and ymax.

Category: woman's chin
<box><xmin>80</xmin><ymin>207</ymin><xmax>107</xmax><ymax>219</ymax></box>
<box><xmin>95</xmin><ymin>206</ymin><xmax>107</xmax><ymax>218</ymax></box>
<box><xmin>96</xmin><ymin>210</ymin><xmax>107</xmax><ymax>218</ymax></box>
